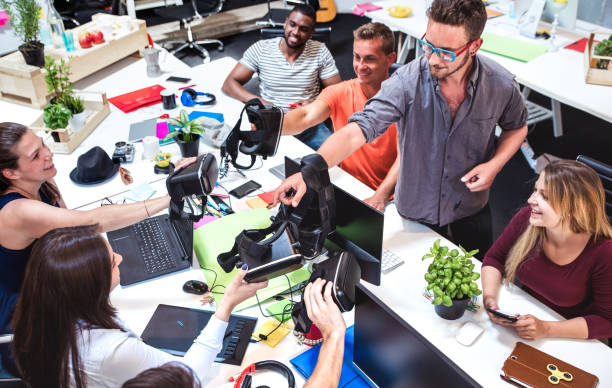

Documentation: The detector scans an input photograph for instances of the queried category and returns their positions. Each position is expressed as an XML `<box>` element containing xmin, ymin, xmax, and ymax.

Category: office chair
<box><xmin>154</xmin><ymin>0</ymin><xmax>224</xmax><ymax>61</ymax></box>
<box><xmin>257</xmin><ymin>0</ymin><xmax>320</xmax><ymax>28</ymax></box>
<box><xmin>260</xmin><ymin>26</ymin><xmax>331</xmax><ymax>44</ymax></box>
<box><xmin>576</xmin><ymin>155</ymin><xmax>612</xmax><ymax>221</ymax></box>
<box><xmin>0</xmin><ymin>335</ymin><xmax>24</xmax><ymax>388</ymax></box>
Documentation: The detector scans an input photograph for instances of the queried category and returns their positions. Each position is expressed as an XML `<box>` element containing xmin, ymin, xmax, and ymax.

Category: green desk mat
<box><xmin>481</xmin><ymin>32</ymin><xmax>547</xmax><ymax>62</ymax></box>
<box><xmin>193</xmin><ymin>208</ymin><xmax>310</xmax><ymax>311</ymax></box>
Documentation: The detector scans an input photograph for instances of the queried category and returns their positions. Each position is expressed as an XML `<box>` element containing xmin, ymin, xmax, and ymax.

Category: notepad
<box><xmin>481</xmin><ymin>33</ymin><xmax>548</xmax><ymax>62</ymax></box>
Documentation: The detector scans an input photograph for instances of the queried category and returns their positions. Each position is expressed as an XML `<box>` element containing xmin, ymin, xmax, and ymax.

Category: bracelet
<box><xmin>144</xmin><ymin>200</ymin><xmax>150</xmax><ymax>218</ymax></box>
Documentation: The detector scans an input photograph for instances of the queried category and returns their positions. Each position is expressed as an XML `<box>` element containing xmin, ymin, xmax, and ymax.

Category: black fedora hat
<box><xmin>70</xmin><ymin>146</ymin><xmax>119</xmax><ymax>185</ymax></box>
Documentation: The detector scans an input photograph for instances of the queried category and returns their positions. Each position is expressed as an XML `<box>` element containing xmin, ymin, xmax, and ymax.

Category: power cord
<box><xmin>250</xmin><ymin>275</ymin><xmax>297</xmax><ymax>343</ymax></box>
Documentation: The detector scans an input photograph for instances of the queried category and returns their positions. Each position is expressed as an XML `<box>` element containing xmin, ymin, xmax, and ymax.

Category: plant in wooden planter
<box><xmin>44</xmin><ymin>56</ymin><xmax>73</xmax><ymax>104</ymax></box>
<box><xmin>64</xmin><ymin>94</ymin><xmax>86</xmax><ymax>132</ymax></box>
<box><xmin>43</xmin><ymin>103</ymin><xmax>71</xmax><ymax>142</ymax></box>
<box><xmin>0</xmin><ymin>0</ymin><xmax>44</xmax><ymax>66</ymax></box>
<box><xmin>163</xmin><ymin>110</ymin><xmax>205</xmax><ymax>157</ymax></box>
<box><xmin>594</xmin><ymin>34</ymin><xmax>612</xmax><ymax>70</ymax></box>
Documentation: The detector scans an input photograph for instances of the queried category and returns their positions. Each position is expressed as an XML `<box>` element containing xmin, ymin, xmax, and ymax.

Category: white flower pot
<box><xmin>69</xmin><ymin>111</ymin><xmax>87</xmax><ymax>133</ymax></box>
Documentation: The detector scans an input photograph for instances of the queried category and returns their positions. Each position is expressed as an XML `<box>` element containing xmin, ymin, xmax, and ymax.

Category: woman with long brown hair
<box><xmin>11</xmin><ymin>225</ymin><xmax>266</xmax><ymax>387</ymax></box>
<box><xmin>0</xmin><ymin>123</ymin><xmax>194</xmax><ymax>335</ymax></box>
<box><xmin>482</xmin><ymin>160</ymin><xmax>612</xmax><ymax>340</ymax></box>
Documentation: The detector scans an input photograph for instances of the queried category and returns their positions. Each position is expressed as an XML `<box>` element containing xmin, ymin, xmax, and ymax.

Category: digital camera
<box><xmin>112</xmin><ymin>141</ymin><xmax>135</xmax><ymax>163</ymax></box>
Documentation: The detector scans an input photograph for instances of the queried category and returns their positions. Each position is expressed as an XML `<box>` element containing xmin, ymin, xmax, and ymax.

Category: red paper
<box><xmin>258</xmin><ymin>190</ymin><xmax>275</xmax><ymax>205</ymax></box>
<box><xmin>564</xmin><ymin>38</ymin><xmax>598</xmax><ymax>53</ymax></box>
<box><xmin>108</xmin><ymin>85</ymin><xmax>165</xmax><ymax>113</ymax></box>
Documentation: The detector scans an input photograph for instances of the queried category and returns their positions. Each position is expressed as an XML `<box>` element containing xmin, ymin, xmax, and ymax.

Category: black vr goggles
<box><xmin>166</xmin><ymin>154</ymin><xmax>218</xmax><ymax>221</ymax></box>
<box><xmin>292</xmin><ymin>250</ymin><xmax>362</xmax><ymax>333</ymax></box>
<box><xmin>221</xmin><ymin>99</ymin><xmax>283</xmax><ymax>171</ymax></box>
<box><xmin>217</xmin><ymin>154</ymin><xmax>335</xmax><ymax>282</ymax></box>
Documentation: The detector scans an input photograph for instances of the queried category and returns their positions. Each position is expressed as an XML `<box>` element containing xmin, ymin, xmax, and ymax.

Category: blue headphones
<box><xmin>180</xmin><ymin>88</ymin><xmax>216</xmax><ymax>107</ymax></box>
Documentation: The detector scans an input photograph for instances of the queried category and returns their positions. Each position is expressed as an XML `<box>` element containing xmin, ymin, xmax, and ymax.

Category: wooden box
<box><xmin>584</xmin><ymin>33</ymin><xmax>612</xmax><ymax>87</ymax></box>
<box><xmin>30</xmin><ymin>92</ymin><xmax>110</xmax><ymax>154</ymax></box>
<box><xmin>0</xmin><ymin>14</ymin><xmax>148</xmax><ymax>108</ymax></box>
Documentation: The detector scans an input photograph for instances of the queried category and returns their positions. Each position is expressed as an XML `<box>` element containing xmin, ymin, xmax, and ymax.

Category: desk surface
<box><xmin>2</xmin><ymin>55</ymin><xmax>611</xmax><ymax>387</ymax></box>
<box><xmin>367</xmin><ymin>0</ymin><xmax>612</xmax><ymax>124</ymax></box>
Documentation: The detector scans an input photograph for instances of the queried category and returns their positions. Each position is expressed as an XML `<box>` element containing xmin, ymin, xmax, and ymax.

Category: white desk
<box><xmin>366</xmin><ymin>0</ymin><xmax>612</xmax><ymax>136</ymax></box>
<box><xmin>2</xmin><ymin>55</ymin><xmax>611</xmax><ymax>386</ymax></box>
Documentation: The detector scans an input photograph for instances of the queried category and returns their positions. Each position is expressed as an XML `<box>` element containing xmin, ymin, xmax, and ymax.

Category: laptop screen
<box><xmin>284</xmin><ymin>157</ymin><xmax>383</xmax><ymax>285</ymax></box>
<box><xmin>353</xmin><ymin>284</ymin><xmax>481</xmax><ymax>388</ymax></box>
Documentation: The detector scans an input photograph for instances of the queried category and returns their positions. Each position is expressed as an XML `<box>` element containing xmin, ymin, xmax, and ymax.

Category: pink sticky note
<box><xmin>156</xmin><ymin>121</ymin><xmax>169</xmax><ymax>139</ymax></box>
<box><xmin>193</xmin><ymin>215</ymin><xmax>218</xmax><ymax>229</ymax></box>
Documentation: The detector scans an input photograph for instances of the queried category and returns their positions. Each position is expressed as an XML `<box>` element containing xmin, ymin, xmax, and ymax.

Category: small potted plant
<box><xmin>64</xmin><ymin>94</ymin><xmax>86</xmax><ymax>132</ymax></box>
<box><xmin>163</xmin><ymin>109</ymin><xmax>204</xmax><ymax>157</ymax></box>
<box><xmin>0</xmin><ymin>0</ymin><xmax>44</xmax><ymax>66</ymax></box>
<box><xmin>422</xmin><ymin>239</ymin><xmax>481</xmax><ymax>320</ymax></box>
<box><xmin>43</xmin><ymin>103</ymin><xmax>72</xmax><ymax>142</ymax></box>
<box><xmin>594</xmin><ymin>34</ymin><xmax>612</xmax><ymax>70</ymax></box>
<box><xmin>44</xmin><ymin>56</ymin><xmax>73</xmax><ymax>104</ymax></box>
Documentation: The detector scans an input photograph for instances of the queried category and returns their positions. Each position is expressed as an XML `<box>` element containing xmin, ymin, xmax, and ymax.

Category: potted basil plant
<box><xmin>0</xmin><ymin>0</ymin><xmax>44</xmax><ymax>67</ymax></box>
<box><xmin>163</xmin><ymin>109</ymin><xmax>204</xmax><ymax>157</ymax></box>
<box><xmin>43</xmin><ymin>103</ymin><xmax>72</xmax><ymax>142</ymax></box>
<box><xmin>422</xmin><ymin>239</ymin><xmax>481</xmax><ymax>320</ymax></box>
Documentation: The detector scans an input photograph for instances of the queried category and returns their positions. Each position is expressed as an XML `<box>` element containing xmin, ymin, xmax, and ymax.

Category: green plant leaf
<box><xmin>432</xmin><ymin>297</ymin><xmax>443</xmax><ymax>305</ymax></box>
<box><xmin>167</xmin><ymin>118</ymin><xmax>183</xmax><ymax>128</ymax></box>
<box><xmin>163</xmin><ymin>131</ymin><xmax>181</xmax><ymax>141</ymax></box>
<box><xmin>179</xmin><ymin>109</ymin><xmax>189</xmax><ymax>123</ymax></box>
<box><xmin>470</xmin><ymin>272</ymin><xmax>480</xmax><ymax>281</ymax></box>
<box><xmin>422</xmin><ymin>253</ymin><xmax>433</xmax><ymax>261</ymax></box>
<box><xmin>433</xmin><ymin>239</ymin><xmax>440</xmax><ymax>250</ymax></box>
<box><xmin>442</xmin><ymin>295</ymin><xmax>452</xmax><ymax>307</ymax></box>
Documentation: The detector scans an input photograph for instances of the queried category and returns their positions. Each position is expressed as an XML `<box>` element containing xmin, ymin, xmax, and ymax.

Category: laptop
<box><xmin>107</xmin><ymin>214</ymin><xmax>193</xmax><ymax>286</ymax></box>
<box><xmin>353</xmin><ymin>284</ymin><xmax>482</xmax><ymax>388</ymax></box>
<box><xmin>141</xmin><ymin>304</ymin><xmax>257</xmax><ymax>365</ymax></box>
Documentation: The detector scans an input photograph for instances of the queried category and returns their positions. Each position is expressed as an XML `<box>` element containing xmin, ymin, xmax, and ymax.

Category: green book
<box><xmin>481</xmin><ymin>32</ymin><xmax>548</xmax><ymax>62</ymax></box>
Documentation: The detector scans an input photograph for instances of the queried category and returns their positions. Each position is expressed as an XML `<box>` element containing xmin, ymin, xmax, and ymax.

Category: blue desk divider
<box><xmin>290</xmin><ymin>325</ymin><xmax>370</xmax><ymax>387</ymax></box>
<box><xmin>188</xmin><ymin>111</ymin><xmax>224</xmax><ymax>123</ymax></box>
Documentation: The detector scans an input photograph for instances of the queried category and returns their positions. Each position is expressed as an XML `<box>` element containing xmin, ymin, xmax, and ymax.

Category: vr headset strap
<box><xmin>221</xmin><ymin>98</ymin><xmax>269</xmax><ymax>170</ymax></box>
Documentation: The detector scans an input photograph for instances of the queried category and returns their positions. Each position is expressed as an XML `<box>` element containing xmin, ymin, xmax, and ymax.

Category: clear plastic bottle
<box><xmin>38</xmin><ymin>7</ymin><xmax>52</xmax><ymax>46</ymax></box>
<box><xmin>46</xmin><ymin>0</ymin><xmax>65</xmax><ymax>49</ymax></box>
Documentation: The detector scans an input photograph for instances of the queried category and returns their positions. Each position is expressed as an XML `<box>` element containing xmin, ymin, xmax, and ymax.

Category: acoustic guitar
<box><xmin>316</xmin><ymin>0</ymin><xmax>337</xmax><ymax>23</ymax></box>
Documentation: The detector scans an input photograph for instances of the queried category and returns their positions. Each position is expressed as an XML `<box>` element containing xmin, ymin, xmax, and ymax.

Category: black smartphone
<box><xmin>166</xmin><ymin>76</ymin><xmax>191</xmax><ymax>83</ymax></box>
<box><xmin>229</xmin><ymin>180</ymin><xmax>262</xmax><ymax>199</ymax></box>
<box><xmin>486</xmin><ymin>307</ymin><xmax>518</xmax><ymax>322</ymax></box>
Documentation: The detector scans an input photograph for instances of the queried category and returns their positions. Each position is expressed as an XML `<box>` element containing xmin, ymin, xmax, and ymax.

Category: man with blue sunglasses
<box><xmin>274</xmin><ymin>0</ymin><xmax>528</xmax><ymax>259</ymax></box>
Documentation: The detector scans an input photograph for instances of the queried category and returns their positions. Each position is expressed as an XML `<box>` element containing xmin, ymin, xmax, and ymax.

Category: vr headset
<box><xmin>217</xmin><ymin>154</ymin><xmax>335</xmax><ymax>282</ymax></box>
<box><xmin>292</xmin><ymin>250</ymin><xmax>362</xmax><ymax>333</ymax></box>
<box><xmin>220</xmin><ymin>99</ymin><xmax>283</xmax><ymax>170</ymax></box>
<box><xmin>166</xmin><ymin>153</ymin><xmax>218</xmax><ymax>221</ymax></box>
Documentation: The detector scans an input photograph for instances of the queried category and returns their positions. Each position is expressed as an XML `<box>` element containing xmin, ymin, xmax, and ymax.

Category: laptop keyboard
<box><xmin>134</xmin><ymin>218</ymin><xmax>177</xmax><ymax>274</ymax></box>
<box><xmin>382</xmin><ymin>248</ymin><xmax>405</xmax><ymax>274</ymax></box>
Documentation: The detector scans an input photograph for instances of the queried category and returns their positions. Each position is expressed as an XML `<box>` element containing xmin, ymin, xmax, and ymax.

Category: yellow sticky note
<box><xmin>252</xmin><ymin>318</ymin><xmax>291</xmax><ymax>347</ymax></box>
<box><xmin>246</xmin><ymin>197</ymin><xmax>268</xmax><ymax>209</ymax></box>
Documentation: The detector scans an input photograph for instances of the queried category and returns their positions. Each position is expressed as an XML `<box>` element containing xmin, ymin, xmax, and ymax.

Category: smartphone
<box><xmin>229</xmin><ymin>180</ymin><xmax>262</xmax><ymax>199</ymax></box>
<box><xmin>486</xmin><ymin>307</ymin><xmax>518</xmax><ymax>322</ymax></box>
<box><xmin>166</xmin><ymin>76</ymin><xmax>191</xmax><ymax>83</ymax></box>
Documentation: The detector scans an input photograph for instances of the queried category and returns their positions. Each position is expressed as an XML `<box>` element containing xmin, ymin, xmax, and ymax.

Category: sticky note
<box><xmin>252</xmin><ymin>319</ymin><xmax>291</xmax><ymax>347</ymax></box>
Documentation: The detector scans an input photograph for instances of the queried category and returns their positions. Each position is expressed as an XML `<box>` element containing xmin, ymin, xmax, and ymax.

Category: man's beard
<box><xmin>430</xmin><ymin>52</ymin><xmax>470</xmax><ymax>80</ymax></box>
<box><xmin>284</xmin><ymin>33</ymin><xmax>306</xmax><ymax>49</ymax></box>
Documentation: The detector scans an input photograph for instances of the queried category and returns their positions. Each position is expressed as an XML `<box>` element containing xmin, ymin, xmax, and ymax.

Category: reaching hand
<box><xmin>512</xmin><ymin>314</ymin><xmax>550</xmax><ymax>340</ymax></box>
<box><xmin>273</xmin><ymin>172</ymin><xmax>307</xmax><ymax>207</ymax></box>
<box><xmin>174</xmin><ymin>157</ymin><xmax>197</xmax><ymax>172</ymax></box>
<box><xmin>363</xmin><ymin>193</ymin><xmax>389</xmax><ymax>212</ymax></box>
<box><xmin>215</xmin><ymin>266</ymin><xmax>268</xmax><ymax>322</ymax></box>
<box><xmin>461</xmin><ymin>161</ymin><xmax>501</xmax><ymax>192</ymax></box>
<box><xmin>304</xmin><ymin>279</ymin><xmax>346</xmax><ymax>340</ymax></box>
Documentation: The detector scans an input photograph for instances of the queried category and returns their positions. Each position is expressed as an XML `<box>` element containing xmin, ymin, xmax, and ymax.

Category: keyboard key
<box><xmin>382</xmin><ymin>249</ymin><xmax>405</xmax><ymax>274</ymax></box>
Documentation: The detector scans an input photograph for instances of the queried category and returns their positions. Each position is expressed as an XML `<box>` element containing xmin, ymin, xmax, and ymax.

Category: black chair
<box><xmin>260</xmin><ymin>26</ymin><xmax>331</xmax><ymax>44</ymax></box>
<box><xmin>256</xmin><ymin>0</ymin><xmax>320</xmax><ymax>28</ymax></box>
<box><xmin>154</xmin><ymin>0</ymin><xmax>224</xmax><ymax>61</ymax></box>
<box><xmin>576</xmin><ymin>155</ymin><xmax>612</xmax><ymax>221</ymax></box>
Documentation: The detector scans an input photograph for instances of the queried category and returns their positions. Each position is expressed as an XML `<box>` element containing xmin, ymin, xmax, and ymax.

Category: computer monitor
<box><xmin>284</xmin><ymin>157</ymin><xmax>382</xmax><ymax>286</ymax></box>
<box><xmin>353</xmin><ymin>284</ymin><xmax>481</xmax><ymax>388</ymax></box>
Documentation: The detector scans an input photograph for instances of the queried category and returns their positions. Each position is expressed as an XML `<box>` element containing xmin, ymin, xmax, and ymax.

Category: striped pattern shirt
<box><xmin>239</xmin><ymin>37</ymin><xmax>339</xmax><ymax>110</ymax></box>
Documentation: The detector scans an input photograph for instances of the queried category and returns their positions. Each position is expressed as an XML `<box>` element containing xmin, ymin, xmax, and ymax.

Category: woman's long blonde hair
<box><xmin>504</xmin><ymin>160</ymin><xmax>612</xmax><ymax>284</ymax></box>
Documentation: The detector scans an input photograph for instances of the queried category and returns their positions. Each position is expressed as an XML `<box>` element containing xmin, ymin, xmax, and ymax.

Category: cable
<box><xmin>250</xmin><ymin>275</ymin><xmax>296</xmax><ymax>343</ymax></box>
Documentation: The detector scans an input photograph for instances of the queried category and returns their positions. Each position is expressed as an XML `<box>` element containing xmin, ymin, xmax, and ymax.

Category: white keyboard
<box><xmin>382</xmin><ymin>249</ymin><xmax>405</xmax><ymax>274</ymax></box>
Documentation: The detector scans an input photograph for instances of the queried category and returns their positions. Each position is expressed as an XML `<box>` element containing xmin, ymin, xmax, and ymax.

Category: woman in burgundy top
<box><xmin>482</xmin><ymin>160</ymin><xmax>612</xmax><ymax>340</ymax></box>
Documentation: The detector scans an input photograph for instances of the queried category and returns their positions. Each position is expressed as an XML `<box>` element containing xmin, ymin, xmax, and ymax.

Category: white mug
<box><xmin>143</xmin><ymin>136</ymin><xmax>161</xmax><ymax>160</ymax></box>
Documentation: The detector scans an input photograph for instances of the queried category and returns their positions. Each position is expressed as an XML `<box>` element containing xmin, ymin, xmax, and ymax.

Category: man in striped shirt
<box><xmin>221</xmin><ymin>4</ymin><xmax>341</xmax><ymax>150</ymax></box>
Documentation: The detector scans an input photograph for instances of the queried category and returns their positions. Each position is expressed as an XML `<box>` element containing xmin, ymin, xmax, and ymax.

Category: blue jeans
<box><xmin>294</xmin><ymin>122</ymin><xmax>332</xmax><ymax>150</ymax></box>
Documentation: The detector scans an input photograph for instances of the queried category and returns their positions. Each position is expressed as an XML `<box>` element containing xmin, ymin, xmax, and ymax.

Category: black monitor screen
<box><xmin>353</xmin><ymin>284</ymin><xmax>481</xmax><ymax>388</ymax></box>
<box><xmin>284</xmin><ymin>157</ymin><xmax>382</xmax><ymax>285</ymax></box>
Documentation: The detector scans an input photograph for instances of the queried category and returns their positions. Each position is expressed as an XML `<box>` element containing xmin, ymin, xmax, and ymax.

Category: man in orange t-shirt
<box><xmin>280</xmin><ymin>22</ymin><xmax>399</xmax><ymax>211</ymax></box>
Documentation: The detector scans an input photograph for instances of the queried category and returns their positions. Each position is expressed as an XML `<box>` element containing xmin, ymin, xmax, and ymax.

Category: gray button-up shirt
<box><xmin>349</xmin><ymin>55</ymin><xmax>527</xmax><ymax>226</ymax></box>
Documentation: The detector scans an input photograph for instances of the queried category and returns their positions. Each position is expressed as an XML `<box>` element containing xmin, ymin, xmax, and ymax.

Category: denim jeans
<box><xmin>294</xmin><ymin>122</ymin><xmax>333</xmax><ymax>150</ymax></box>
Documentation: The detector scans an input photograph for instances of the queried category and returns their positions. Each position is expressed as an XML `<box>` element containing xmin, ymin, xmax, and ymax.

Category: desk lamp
<box><xmin>548</xmin><ymin>0</ymin><xmax>568</xmax><ymax>51</ymax></box>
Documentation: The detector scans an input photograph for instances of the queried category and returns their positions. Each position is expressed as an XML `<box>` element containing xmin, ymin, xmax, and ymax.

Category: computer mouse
<box><xmin>182</xmin><ymin>280</ymin><xmax>209</xmax><ymax>295</ymax></box>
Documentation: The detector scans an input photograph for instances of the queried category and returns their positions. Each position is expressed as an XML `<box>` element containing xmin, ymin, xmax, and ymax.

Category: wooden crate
<box><xmin>584</xmin><ymin>33</ymin><xmax>612</xmax><ymax>87</ymax></box>
<box><xmin>31</xmin><ymin>92</ymin><xmax>110</xmax><ymax>154</ymax></box>
<box><xmin>0</xmin><ymin>14</ymin><xmax>148</xmax><ymax>108</ymax></box>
